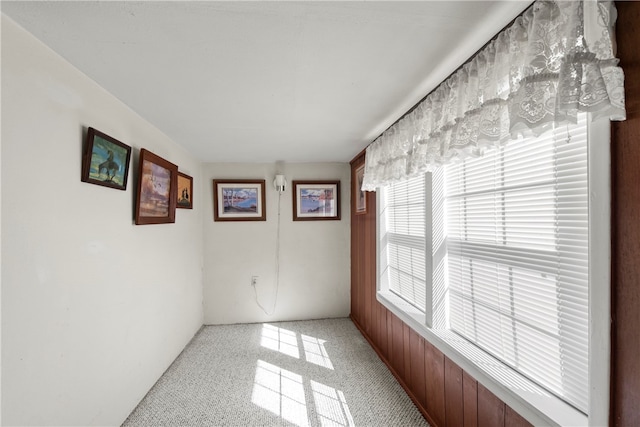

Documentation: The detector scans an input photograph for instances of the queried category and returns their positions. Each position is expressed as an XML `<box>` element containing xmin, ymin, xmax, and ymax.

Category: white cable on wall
<box><xmin>253</xmin><ymin>189</ymin><xmax>282</xmax><ymax>316</ymax></box>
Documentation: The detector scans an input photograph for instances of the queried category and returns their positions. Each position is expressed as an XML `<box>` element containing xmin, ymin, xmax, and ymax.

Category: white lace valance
<box><xmin>362</xmin><ymin>0</ymin><xmax>625</xmax><ymax>191</ymax></box>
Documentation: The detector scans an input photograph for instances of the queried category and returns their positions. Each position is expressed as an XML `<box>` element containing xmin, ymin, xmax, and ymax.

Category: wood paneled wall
<box><xmin>611</xmin><ymin>2</ymin><xmax>640</xmax><ymax>425</ymax></box>
<box><xmin>349</xmin><ymin>153</ymin><xmax>532</xmax><ymax>427</ymax></box>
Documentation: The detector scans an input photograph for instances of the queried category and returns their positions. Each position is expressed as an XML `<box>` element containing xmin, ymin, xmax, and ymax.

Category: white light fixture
<box><xmin>274</xmin><ymin>174</ymin><xmax>286</xmax><ymax>193</ymax></box>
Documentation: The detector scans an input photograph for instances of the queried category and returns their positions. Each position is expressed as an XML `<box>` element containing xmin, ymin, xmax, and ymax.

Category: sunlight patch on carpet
<box><xmin>261</xmin><ymin>323</ymin><xmax>300</xmax><ymax>359</ymax></box>
<box><xmin>252</xmin><ymin>360</ymin><xmax>309</xmax><ymax>427</ymax></box>
<box><xmin>302</xmin><ymin>334</ymin><xmax>334</xmax><ymax>370</ymax></box>
<box><xmin>311</xmin><ymin>380</ymin><xmax>354</xmax><ymax>427</ymax></box>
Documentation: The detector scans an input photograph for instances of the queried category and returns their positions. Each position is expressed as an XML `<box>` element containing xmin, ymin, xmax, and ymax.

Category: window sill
<box><xmin>377</xmin><ymin>290</ymin><xmax>588</xmax><ymax>427</ymax></box>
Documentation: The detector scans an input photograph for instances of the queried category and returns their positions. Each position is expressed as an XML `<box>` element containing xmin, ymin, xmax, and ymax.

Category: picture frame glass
<box><xmin>139</xmin><ymin>160</ymin><xmax>172</xmax><ymax>217</ymax></box>
<box><xmin>293</xmin><ymin>181</ymin><xmax>340</xmax><ymax>220</ymax></box>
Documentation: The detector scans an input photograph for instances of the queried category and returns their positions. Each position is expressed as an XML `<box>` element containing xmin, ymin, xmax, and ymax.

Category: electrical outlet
<box><xmin>251</xmin><ymin>276</ymin><xmax>258</xmax><ymax>286</ymax></box>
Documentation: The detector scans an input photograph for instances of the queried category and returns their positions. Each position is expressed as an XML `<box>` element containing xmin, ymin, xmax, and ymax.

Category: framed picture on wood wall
<box><xmin>81</xmin><ymin>127</ymin><xmax>132</xmax><ymax>190</ymax></box>
<box><xmin>135</xmin><ymin>149</ymin><xmax>178</xmax><ymax>225</ymax></box>
<box><xmin>292</xmin><ymin>180</ymin><xmax>341</xmax><ymax>221</ymax></box>
<box><xmin>213</xmin><ymin>179</ymin><xmax>266</xmax><ymax>221</ymax></box>
<box><xmin>354</xmin><ymin>164</ymin><xmax>366</xmax><ymax>215</ymax></box>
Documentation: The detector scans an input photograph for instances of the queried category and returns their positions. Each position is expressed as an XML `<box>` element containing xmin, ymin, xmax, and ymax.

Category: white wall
<box><xmin>203</xmin><ymin>162</ymin><xmax>351</xmax><ymax>324</ymax></box>
<box><xmin>1</xmin><ymin>16</ymin><xmax>203</xmax><ymax>426</ymax></box>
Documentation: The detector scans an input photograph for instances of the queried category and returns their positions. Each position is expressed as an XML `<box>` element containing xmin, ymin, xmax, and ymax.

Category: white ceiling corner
<box><xmin>2</xmin><ymin>1</ymin><xmax>531</xmax><ymax>163</ymax></box>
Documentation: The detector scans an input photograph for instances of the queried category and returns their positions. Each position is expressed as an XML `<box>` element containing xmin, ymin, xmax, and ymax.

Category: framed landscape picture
<box><xmin>135</xmin><ymin>149</ymin><xmax>178</xmax><ymax>225</ymax></box>
<box><xmin>177</xmin><ymin>172</ymin><xmax>193</xmax><ymax>209</ymax></box>
<box><xmin>81</xmin><ymin>127</ymin><xmax>132</xmax><ymax>190</ymax></box>
<box><xmin>354</xmin><ymin>163</ymin><xmax>366</xmax><ymax>215</ymax></box>
<box><xmin>213</xmin><ymin>179</ymin><xmax>266</xmax><ymax>221</ymax></box>
<box><xmin>292</xmin><ymin>180</ymin><xmax>341</xmax><ymax>221</ymax></box>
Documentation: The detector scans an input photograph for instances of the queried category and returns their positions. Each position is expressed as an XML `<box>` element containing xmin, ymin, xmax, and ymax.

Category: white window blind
<box><xmin>445</xmin><ymin>113</ymin><xmax>589</xmax><ymax>413</ymax></box>
<box><xmin>380</xmin><ymin>175</ymin><xmax>427</xmax><ymax>311</ymax></box>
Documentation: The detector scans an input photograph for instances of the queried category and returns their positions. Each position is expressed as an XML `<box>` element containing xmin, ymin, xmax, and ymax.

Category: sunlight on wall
<box><xmin>261</xmin><ymin>324</ymin><xmax>300</xmax><ymax>359</ymax></box>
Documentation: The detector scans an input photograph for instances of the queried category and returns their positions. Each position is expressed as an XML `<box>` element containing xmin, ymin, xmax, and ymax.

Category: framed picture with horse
<box><xmin>81</xmin><ymin>127</ymin><xmax>132</xmax><ymax>191</ymax></box>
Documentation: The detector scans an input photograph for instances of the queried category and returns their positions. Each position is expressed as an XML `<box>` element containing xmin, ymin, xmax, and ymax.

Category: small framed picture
<box><xmin>177</xmin><ymin>172</ymin><xmax>193</xmax><ymax>209</ymax></box>
<box><xmin>81</xmin><ymin>127</ymin><xmax>132</xmax><ymax>190</ymax></box>
<box><xmin>293</xmin><ymin>180</ymin><xmax>341</xmax><ymax>221</ymax></box>
<box><xmin>213</xmin><ymin>179</ymin><xmax>266</xmax><ymax>221</ymax></box>
<box><xmin>135</xmin><ymin>149</ymin><xmax>178</xmax><ymax>225</ymax></box>
<box><xmin>354</xmin><ymin>163</ymin><xmax>366</xmax><ymax>215</ymax></box>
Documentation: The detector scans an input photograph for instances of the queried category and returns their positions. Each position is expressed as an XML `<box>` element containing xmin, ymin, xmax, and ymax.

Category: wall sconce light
<box><xmin>274</xmin><ymin>174</ymin><xmax>287</xmax><ymax>193</ymax></box>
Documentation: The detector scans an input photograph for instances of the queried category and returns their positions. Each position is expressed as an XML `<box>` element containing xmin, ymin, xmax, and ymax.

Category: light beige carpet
<box><xmin>122</xmin><ymin>318</ymin><xmax>429</xmax><ymax>427</ymax></box>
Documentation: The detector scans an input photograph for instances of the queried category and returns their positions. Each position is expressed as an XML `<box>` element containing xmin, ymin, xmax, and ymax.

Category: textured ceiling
<box><xmin>2</xmin><ymin>1</ymin><xmax>530</xmax><ymax>163</ymax></box>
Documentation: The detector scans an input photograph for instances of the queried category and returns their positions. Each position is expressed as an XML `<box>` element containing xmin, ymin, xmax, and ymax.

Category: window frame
<box><xmin>375</xmin><ymin>115</ymin><xmax>610</xmax><ymax>426</ymax></box>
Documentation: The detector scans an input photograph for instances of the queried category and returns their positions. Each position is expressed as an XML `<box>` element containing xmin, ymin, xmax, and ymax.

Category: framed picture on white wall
<box><xmin>292</xmin><ymin>180</ymin><xmax>341</xmax><ymax>221</ymax></box>
<box><xmin>177</xmin><ymin>172</ymin><xmax>193</xmax><ymax>209</ymax></box>
<box><xmin>81</xmin><ymin>127</ymin><xmax>132</xmax><ymax>191</ymax></box>
<box><xmin>135</xmin><ymin>149</ymin><xmax>178</xmax><ymax>225</ymax></box>
<box><xmin>213</xmin><ymin>179</ymin><xmax>266</xmax><ymax>221</ymax></box>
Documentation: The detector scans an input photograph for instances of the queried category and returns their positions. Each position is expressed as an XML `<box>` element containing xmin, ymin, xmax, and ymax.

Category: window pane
<box><xmin>445</xmin><ymin>113</ymin><xmax>589</xmax><ymax>412</ymax></box>
<box><xmin>380</xmin><ymin>175</ymin><xmax>427</xmax><ymax>311</ymax></box>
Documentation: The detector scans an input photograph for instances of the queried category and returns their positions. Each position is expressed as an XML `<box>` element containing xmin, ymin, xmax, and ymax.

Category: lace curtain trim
<box><xmin>362</xmin><ymin>0</ymin><xmax>625</xmax><ymax>191</ymax></box>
